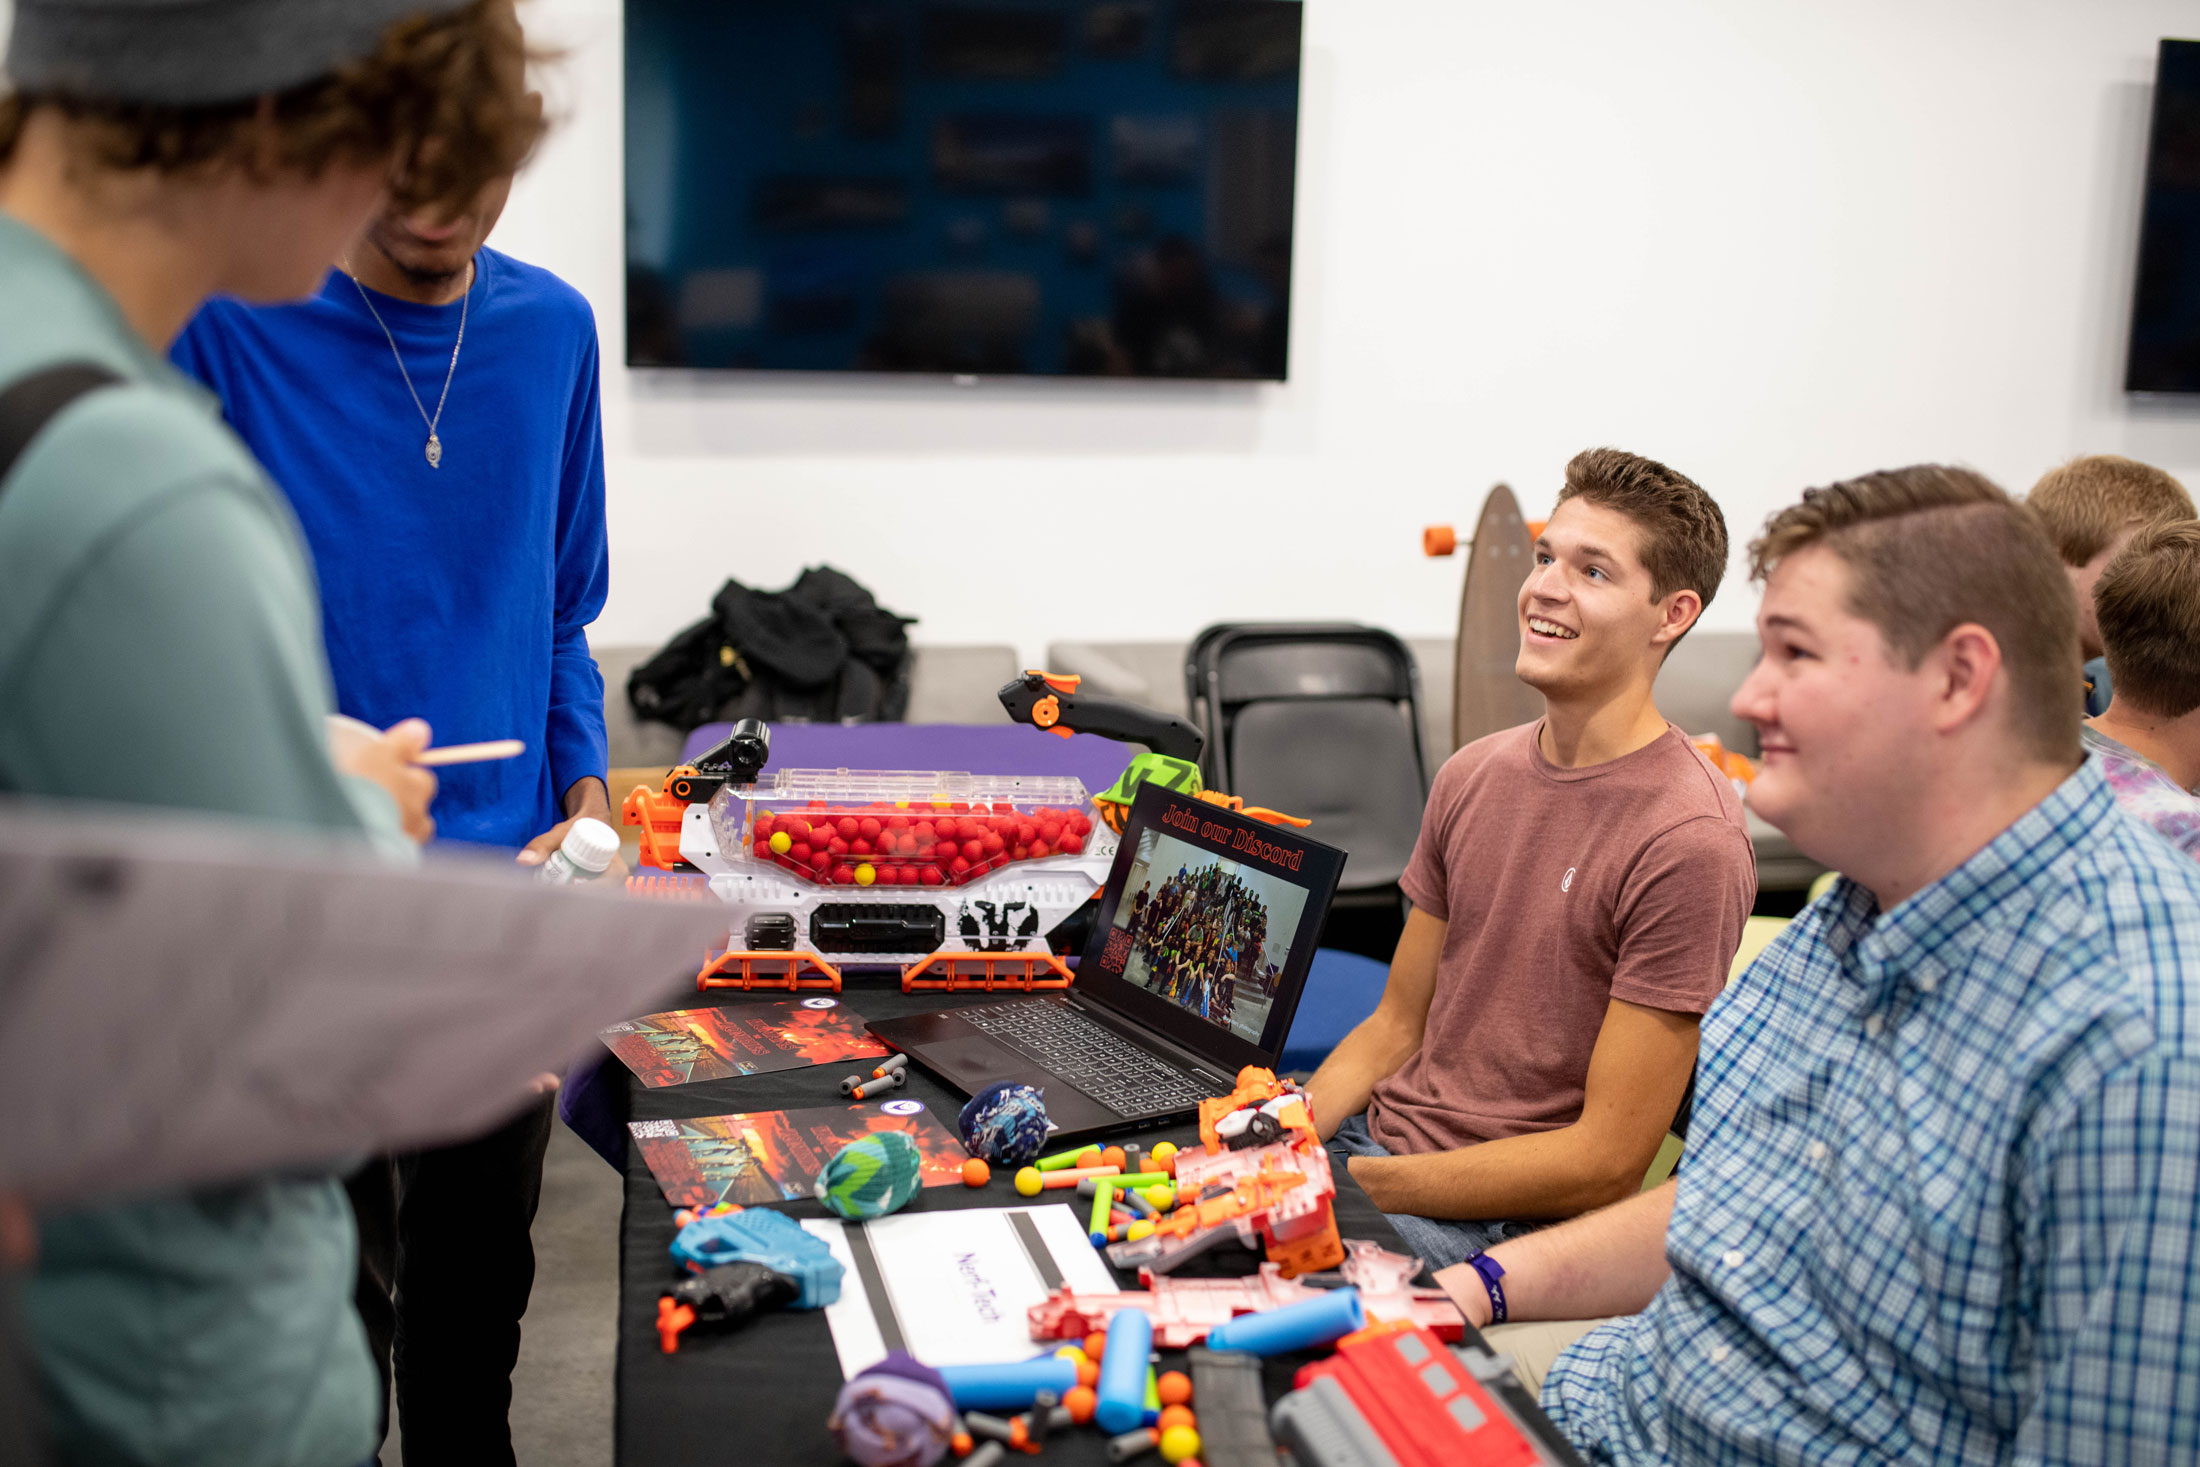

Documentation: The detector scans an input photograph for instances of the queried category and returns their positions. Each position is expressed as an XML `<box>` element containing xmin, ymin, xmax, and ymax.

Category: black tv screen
<box><xmin>624</xmin><ymin>0</ymin><xmax>1302</xmax><ymax>379</ymax></box>
<box><xmin>2128</xmin><ymin>38</ymin><xmax>2200</xmax><ymax>393</ymax></box>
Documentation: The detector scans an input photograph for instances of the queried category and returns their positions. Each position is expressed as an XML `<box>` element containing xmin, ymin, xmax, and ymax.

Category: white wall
<box><xmin>12</xmin><ymin>1</ymin><xmax>2199</xmax><ymax>663</ymax></box>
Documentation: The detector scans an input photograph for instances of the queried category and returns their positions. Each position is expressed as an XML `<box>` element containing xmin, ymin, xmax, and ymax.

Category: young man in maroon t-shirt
<box><xmin>1306</xmin><ymin>448</ymin><xmax>1755</xmax><ymax>1268</ymax></box>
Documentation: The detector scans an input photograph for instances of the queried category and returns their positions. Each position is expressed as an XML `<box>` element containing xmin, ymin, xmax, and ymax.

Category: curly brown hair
<box><xmin>0</xmin><ymin>0</ymin><xmax>544</xmax><ymax>213</ymax></box>
<box><xmin>2095</xmin><ymin>519</ymin><xmax>2200</xmax><ymax>720</ymax></box>
<box><xmin>1554</xmin><ymin>447</ymin><xmax>1729</xmax><ymax>630</ymax></box>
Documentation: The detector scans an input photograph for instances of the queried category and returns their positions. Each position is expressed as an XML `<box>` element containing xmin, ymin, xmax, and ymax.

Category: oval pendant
<box><xmin>426</xmin><ymin>434</ymin><xmax>442</xmax><ymax>468</ymax></box>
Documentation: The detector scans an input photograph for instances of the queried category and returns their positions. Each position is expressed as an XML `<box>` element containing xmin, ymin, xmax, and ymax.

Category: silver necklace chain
<box><xmin>348</xmin><ymin>261</ymin><xmax>470</xmax><ymax>468</ymax></box>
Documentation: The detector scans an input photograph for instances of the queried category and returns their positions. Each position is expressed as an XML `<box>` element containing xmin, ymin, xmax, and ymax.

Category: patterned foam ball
<box><xmin>829</xmin><ymin>1352</ymin><xmax>956</xmax><ymax>1467</ymax></box>
<box><xmin>816</xmin><ymin>1131</ymin><xmax>925</xmax><ymax>1220</ymax></box>
<box><xmin>957</xmin><ymin>1082</ymin><xmax>1050</xmax><ymax>1168</ymax></box>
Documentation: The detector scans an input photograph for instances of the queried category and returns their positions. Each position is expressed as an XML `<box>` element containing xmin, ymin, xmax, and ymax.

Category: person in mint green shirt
<box><xmin>0</xmin><ymin>1</ymin><xmax>542</xmax><ymax>1461</ymax></box>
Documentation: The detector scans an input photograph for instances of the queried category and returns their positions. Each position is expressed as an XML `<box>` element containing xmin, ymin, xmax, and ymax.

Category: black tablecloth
<box><xmin>613</xmin><ymin>981</ymin><xmax>1578</xmax><ymax>1465</ymax></box>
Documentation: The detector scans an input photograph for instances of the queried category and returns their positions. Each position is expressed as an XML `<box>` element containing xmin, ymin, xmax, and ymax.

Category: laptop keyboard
<box><xmin>961</xmin><ymin>999</ymin><xmax>1214</xmax><ymax>1117</ymax></box>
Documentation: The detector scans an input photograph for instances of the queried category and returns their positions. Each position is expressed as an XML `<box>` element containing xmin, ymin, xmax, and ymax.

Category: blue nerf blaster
<box><xmin>670</xmin><ymin>1206</ymin><xmax>843</xmax><ymax>1308</ymax></box>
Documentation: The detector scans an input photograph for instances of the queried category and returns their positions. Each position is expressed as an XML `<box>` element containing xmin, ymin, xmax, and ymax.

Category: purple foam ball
<box><xmin>829</xmin><ymin>1351</ymin><xmax>956</xmax><ymax>1467</ymax></box>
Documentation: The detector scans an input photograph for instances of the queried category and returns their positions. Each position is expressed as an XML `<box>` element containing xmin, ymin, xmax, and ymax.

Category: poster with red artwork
<box><xmin>627</xmin><ymin>1100</ymin><xmax>965</xmax><ymax>1208</ymax></box>
<box><xmin>598</xmin><ymin>997</ymin><xmax>888</xmax><ymax>1088</ymax></box>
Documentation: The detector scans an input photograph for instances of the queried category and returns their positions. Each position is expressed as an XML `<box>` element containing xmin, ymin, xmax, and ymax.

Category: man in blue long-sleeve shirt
<box><xmin>172</xmin><ymin>162</ymin><xmax>610</xmax><ymax>1466</ymax></box>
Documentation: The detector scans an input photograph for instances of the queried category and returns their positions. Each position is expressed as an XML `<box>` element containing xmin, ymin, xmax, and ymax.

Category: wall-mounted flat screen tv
<box><xmin>625</xmin><ymin>0</ymin><xmax>1303</xmax><ymax>380</ymax></box>
<box><xmin>2128</xmin><ymin>38</ymin><xmax>2200</xmax><ymax>394</ymax></box>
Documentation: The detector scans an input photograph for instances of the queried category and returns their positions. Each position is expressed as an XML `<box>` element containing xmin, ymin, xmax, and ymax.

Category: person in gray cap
<box><xmin>0</xmin><ymin>3</ymin><xmax>540</xmax><ymax>1464</ymax></box>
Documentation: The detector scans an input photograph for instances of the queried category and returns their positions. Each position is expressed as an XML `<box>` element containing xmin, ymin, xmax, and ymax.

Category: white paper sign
<box><xmin>804</xmin><ymin>1203</ymin><xmax>1116</xmax><ymax>1377</ymax></box>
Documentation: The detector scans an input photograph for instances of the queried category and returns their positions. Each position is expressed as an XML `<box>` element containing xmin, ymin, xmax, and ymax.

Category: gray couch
<box><xmin>597</xmin><ymin>643</ymin><xmax>1024</xmax><ymax>769</ymax></box>
<box><xmin>1043</xmin><ymin>631</ymin><xmax>1821</xmax><ymax>893</ymax></box>
<box><xmin>593</xmin><ymin>629</ymin><xmax>1818</xmax><ymax>892</ymax></box>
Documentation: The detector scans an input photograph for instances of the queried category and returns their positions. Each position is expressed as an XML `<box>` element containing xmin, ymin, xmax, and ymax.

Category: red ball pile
<box><xmin>747</xmin><ymin>801</ymin><xmax>1093</xmax><ymax>887</ymax></box>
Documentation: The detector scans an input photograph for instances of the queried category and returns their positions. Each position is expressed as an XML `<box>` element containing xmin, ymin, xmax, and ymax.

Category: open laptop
<box><xmin>868</xmin><ymin>783</ymin><xmax>1347</xmax><ymax>1144</ymax></box>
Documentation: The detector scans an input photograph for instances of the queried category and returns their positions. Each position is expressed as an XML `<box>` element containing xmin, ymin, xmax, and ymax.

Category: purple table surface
<box><xmin>679</xmin><ymin>720</ymin><xmax>1136</xmax><ymax>804</ymax></box>
<box><xmin>563</xmin><ymin>721</ymin><xmax>1142</xmax><ymax>1163</ymax></box>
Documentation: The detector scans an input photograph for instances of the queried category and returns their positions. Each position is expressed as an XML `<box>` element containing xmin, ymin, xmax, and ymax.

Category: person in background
<box><xmin>2085</xmin><ymin>519</ymin><xmax>2200</xmax><ymax>854</ymax></box>
<box><xmin>1303</xmin><ymin>449</ymin><xmax>1754</xmax><ymax>1269</ymax></box>
<box><xmin>0</xmin><ymin>1</ymin><xmax>536</xmax><ymax>1462</ymax></box>
<box><xmin>171</xmin><ymin>136</ymin><xmax>604</xmax><ymax>1464</ymax></box>
<box><xmin>2025</xmin><ymin>453</ymin><xmax>2193</xmax><ymax>714</ymax></box>
<box><xmin>1450</xmin><ymin>467</ymin><xmax>2200</xmax><ymax>1464</ymax></box>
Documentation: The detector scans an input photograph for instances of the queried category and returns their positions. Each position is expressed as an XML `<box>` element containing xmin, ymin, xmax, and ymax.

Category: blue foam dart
<box><xmin>1203</xmin><ymin>1286</ymin><xmax>1366</xmax><ymax>1356</ymax></box>
<box><xmin>668</xmin><ymin>1208</ymin><xmax>843</xmax><ymax>1309</ymax></box>
<box><xmin>1095</xmin><ymin>1306</ymin><xmax>1155</xmax><ymax>1434</ymax></box>
<box><xmin>938</xmin><ymin>1356</ymin><xmax>1080</xmax><ymax>1412</ymax></box>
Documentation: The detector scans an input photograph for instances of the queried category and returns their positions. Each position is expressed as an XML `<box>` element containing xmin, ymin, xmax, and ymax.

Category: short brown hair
<box><xmin>2025</xmin><ymin>454</ymin><xmax>2194</xmax><ymax>567</ymax></box>
<box><xmin>2094</xmin><ymin>520</ymin><xmax>2200</xmax><ymax>719</ymax></box>
<box><xmin>1750</xmin><ymin>465</ymin><xmax>2080</xmax><ymax>764</ymax></box>
<box><xmin>0</xmin><ymin>0</ymin><xmax>543</xmax><ymax>213</ymax></box>
<box><xmin>1555</xmin><ymin>447</ymin><xmax>1729</xmax><ymax>623</ymax></box>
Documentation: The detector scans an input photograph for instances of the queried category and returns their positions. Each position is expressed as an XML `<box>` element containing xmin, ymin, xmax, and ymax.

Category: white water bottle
<box><xmin>539</xmin><ymin>817</ymin><xmax>621</xmax><ymax>885</ymax></box>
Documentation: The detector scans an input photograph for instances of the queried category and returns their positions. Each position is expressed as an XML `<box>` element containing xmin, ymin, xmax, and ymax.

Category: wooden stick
<box><xmin>411</xmin><ymin>739</ymin><xmax>526</xmax><ymax>767</ymax></box>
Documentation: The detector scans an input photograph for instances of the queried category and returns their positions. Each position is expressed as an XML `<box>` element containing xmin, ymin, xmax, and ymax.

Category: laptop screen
<box><xmin>1077</xmin><ymin>783</ymin><xmax>1346</xmax><ymax>1073</ymax></box>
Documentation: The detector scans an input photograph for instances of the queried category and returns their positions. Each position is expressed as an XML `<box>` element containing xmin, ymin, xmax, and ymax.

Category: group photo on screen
<box><xmin>1110</xmin><ymin>828</ymin><xmax>1308</xmax><ymax>1043</ymax></box>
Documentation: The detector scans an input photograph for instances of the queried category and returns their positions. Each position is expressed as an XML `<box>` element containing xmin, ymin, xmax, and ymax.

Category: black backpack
<box><xmin>0</xmin><ymin>363</ymin><xmax>121</xmax><ymax>487</ymax></box>
<box><xmin>627</xmin><ymin>565</ymin><xmax>915</xmax><ymax>729</ymax></box>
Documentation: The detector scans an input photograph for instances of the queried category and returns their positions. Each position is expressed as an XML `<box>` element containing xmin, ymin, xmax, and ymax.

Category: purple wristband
<box><xmin>1465</xmin><ymin>1251</ymin><xmax>1507</xmax><ymax>1324</ymax></box>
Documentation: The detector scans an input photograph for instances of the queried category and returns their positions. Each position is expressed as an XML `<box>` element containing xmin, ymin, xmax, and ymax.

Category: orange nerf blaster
<box><xmin>997</xmin><ymin>671</ymin><xmax>1310</xmax><ymax>834</ymax></box>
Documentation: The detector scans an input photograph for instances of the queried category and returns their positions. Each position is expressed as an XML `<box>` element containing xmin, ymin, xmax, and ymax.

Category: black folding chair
<box><xmin>1184</xmin><ymin>624</ymin><xmax>1431</xmax><ymax>959</ymax></box>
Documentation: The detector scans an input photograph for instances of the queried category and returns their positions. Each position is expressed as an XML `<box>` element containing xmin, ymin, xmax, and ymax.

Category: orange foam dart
<box><xmin>656</xmin><ymin>1297</ymin><xmax>695</xmax><ymax>1354</ymax></box>
<box><xmin>1423</xmin><ymin>525</ymin><xmax>1457</xmax><ymax>557</ymax></box>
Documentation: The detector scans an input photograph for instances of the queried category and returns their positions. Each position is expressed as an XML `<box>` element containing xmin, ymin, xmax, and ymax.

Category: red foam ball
<box><xmin>810</xmin><ymin>850</ymin><xmax>832</xmax><ymax>872</ymax></box>
<box><xmin>829</xmin><ymin>837</ymin><xmax>850</xmax><ymax>857</ymax></box>
<box><xmin>934</xmin><ymin>817</ymin><xmax>959</xmax><ymax>841</ymax></box>
<box><xmin>1039</xmin><ymin>820</ymin><xmax>1064</xmax><ymax>844</ymax></box>
<box><xmin>1027</xmin><ymin>841</ymin><xmax>1050</xmax><ymax>859</ymax></box>
<box><xmin>858</xmin><ymin>817</ymin><xmax>883</xmax><ymax>841</ymax></box>
<box><xmin>1012</xmin><ymin>845</ymin><xmax>1029</xmax><ymax>861</ymax></box>
<box><xmin>1059</xmin><ymin>833</ymin><xmax>1084</xmax><ymax>854</ymax></box>
<box><xmin>850</xmin><ymin>838</ymin><xmax>872</xmax><ymax>856</ymax></box>
<box><xmin>790</xmin><ymin>842</ymin><xmax>812</xmax><ymax>863</ymax></box>
<box><xmin>961</xmin><ymin>839</ymin><xmax>984</xmax><ymax>862</ymax></box>
<box><xmin>837</xmin><ymin>816</ymin><xmax>860</xmax><ymax>840</ymax></box>
<box><xmin>934</xmin><ymin>840</ymin><xmax>958</xmax><ymax>862</ymax></box>
<box><xmin>831</xmin><ymin>863</ymin><xmax>856</xmax><ymax>885</ymax></box>
<box><xmin>1069</xmin><ymin>812</ymin><xmax>1092</xmax><ymax>835</ymax></box>
<box><xmin>753</xmin><ymin>814</ymin><xmax>775</xmax><ymax>836</ymax></box>
<box><xmin>920</xmin><ymin>865</ymin><xmax>944</xmax><ymax>886</ymax></box>
<box><xmin>981</xmin><ymin>833</ymin><xmax>1005</xmax><ymax>856</ymax></box>
<box><xmin>950</xmin><ymin>856</ymin><xmax>971</xmax><ymax>876</ymax></box>
<box><xmin>914</xmin><ymin>822</ymin><xmax>936</xmax><ymax>843</ymax></box>
<box><xmin>1016</xmin><ymin>822</ymin><xmax>1038</xmax><ymax>845</ymax></box>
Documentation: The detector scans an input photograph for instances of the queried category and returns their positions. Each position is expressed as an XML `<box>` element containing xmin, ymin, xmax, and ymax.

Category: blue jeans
<box><xmin>1328</xmin><ymin>1114</ymin><xmax>1540</xmax><ymax>1270</ymax></box>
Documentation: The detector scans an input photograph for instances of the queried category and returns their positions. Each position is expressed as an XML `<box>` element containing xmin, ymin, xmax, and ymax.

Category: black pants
<box><xmin>348</xmin><ymin>1096</ymin><xmax>555</xmax><ymax>1467</ymax></box>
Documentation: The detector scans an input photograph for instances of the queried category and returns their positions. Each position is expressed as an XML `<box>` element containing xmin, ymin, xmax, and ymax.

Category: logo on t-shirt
<box><xmin>1562</xmin><ymin>866</ymin><xmax>1576</xmax><ymax>893</ymax></box>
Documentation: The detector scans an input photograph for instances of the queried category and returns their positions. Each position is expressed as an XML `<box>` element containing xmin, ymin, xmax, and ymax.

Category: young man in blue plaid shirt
<box><xmin>1438</xmin><ymin>465</ymin><xmax>2200</xmax><ymax>1463</ymax></box>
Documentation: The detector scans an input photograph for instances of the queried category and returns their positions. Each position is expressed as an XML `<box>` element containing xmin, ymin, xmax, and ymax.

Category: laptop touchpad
<box><xmin>923</xmin><ymin>1034</ymin><xmax>1039</xmax><ymax>1085</ymax></box>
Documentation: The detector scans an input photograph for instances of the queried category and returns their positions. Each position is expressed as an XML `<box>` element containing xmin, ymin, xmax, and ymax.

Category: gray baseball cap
<box><xmin>6</xmin><ymin>0</ymin><xmax>476</xmax><ymax>107</ymax></box>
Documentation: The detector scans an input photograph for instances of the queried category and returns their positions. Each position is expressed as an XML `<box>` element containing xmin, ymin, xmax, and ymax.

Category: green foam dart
<box><xmin>1088</xmin><ymin>1178</ymin><xmax>1116</xmax><ymax>1247</ymax></box>
<box><xmin>1035</xmin><ymin>1144</ymin><xmax>1094</xmax><ymax>1173</ymax></box>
